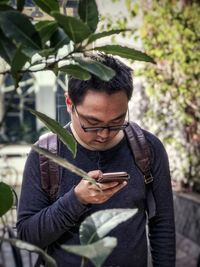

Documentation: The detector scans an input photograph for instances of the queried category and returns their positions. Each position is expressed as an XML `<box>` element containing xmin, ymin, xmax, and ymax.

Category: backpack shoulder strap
<box><xmin>125</xmin><ymin>122</ymin><xmax>153</xmax><ymax>183</ymax></box>
<box><xmin>38</xmin><ymin>132</ymin><xmax>59</xmax><ymax>202</ymax></box>
<box><xmin>125</xmin><ymin>122</ymin><xmax>156</xmax><ymax>219</ymax></box>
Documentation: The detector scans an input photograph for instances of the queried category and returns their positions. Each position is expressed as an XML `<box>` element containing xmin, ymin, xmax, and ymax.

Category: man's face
<box><xmin>66</xmin><ymin>90</ymin><xmax>129</xmax><ymax>150</ymax></box>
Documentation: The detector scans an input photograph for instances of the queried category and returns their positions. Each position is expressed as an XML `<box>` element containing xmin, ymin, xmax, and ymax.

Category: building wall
<box><xmin>35</xmin><ymin>71</ymin><xmax>56</xmax><ymax>130</ymax></box>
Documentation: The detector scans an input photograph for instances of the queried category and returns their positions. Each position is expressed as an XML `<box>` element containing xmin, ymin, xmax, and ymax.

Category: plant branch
<box><xmin>0</xmin><ymin>48</ymin><xmax>85</xmax><ymax>76</ymax></box>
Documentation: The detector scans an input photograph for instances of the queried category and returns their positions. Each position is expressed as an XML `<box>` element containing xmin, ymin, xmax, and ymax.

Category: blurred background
<box><xmin>0</xmin><ymin>0</ymin><xmax>199</xmax><ymax>266</ymax></box>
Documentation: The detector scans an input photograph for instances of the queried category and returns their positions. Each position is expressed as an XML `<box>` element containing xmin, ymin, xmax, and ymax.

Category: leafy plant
<box><xmin>61</xmin><ymin>209</ymin><xmax>137</xmax><ymax>267</ymax></box>
<box><xmin>99</xmin><ymin>0</ymin><xmax>200</xmax><ymax>190</ymax></box>
<box><xmin>138</xmin><ymin>0</ymin><xmax>200</xmax><ymax>189</ymax></box>
<box><xmin>0</xmin><ymin>237</ymin><xmax>57</xmax><ymax>267</ymax></box>
<box><xmin>1</xmin><ymin>204</ymin><xmax>137</xmax><ymax>267</ymax></box>
<box><xmin>0</xmin><ymin>0</ymin><xmax>155</xmax><ymax>181</ymax></box>
<box><xmin>0</xmin><ymin>0</ymin><xmax>154</xmax><ymax>86</ymax></box>
<box><xmin>0</xmin><ymin>182</ymin><xmax>13</xmax><ymax>217</ymax></box>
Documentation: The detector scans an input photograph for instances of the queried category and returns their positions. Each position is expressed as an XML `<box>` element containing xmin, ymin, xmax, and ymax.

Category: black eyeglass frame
<box><xmin>74</xmin><ymin>106</ymin><xmax>130</xmax><ymax>133</ymax></box>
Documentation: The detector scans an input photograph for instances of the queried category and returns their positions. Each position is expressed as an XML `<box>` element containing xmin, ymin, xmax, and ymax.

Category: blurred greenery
<box><xmin>100</xmin><ymin>0</ymin><xmax>200</xmax><ymax>192</ymax></box>
<box><xmin>139</xmin><ymin>0</ymin><xmax>200</xmax><ymax>192</ymax></box>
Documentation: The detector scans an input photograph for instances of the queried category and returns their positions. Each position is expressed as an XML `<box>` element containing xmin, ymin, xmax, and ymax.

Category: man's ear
<box><xmin>64</xmin><ymin>92</ymin><xmax>73</xmax><ymax>113</ymax></box>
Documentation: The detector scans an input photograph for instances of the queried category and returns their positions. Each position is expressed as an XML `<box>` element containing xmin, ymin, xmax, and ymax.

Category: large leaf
<box><xmin>0</xmin><ymin>29</ymin><xmax>17</xmax><ymax>64</ymax></box>
<box><xmin>33</xmin><ymin>0</ymin><xmax>59</xmax><ymax>15</ymax></box>
<box><xmin>78</xmin><ymin>0</ymin><xmax>98</xmax><ymax>32</ymax></box>
<box><xmin>29</xmin><ymin>109</ymin><xmax>77</xmax><ymax>157</ymax></box>
<box><xmin>11</xmin><ymin>45</ymin><xmax>29</xmax><ymax>73</ymax></box>
<box><xmin>0</xmin><ymin>0</ymin><xmax>9</xmax><ymax>3</ymax></box>
<box><xmin>58</xmin><ymin>64</ymin><xmax>91</xmax><ymax>80</ymax></box>
<box><xmin>0</xmin><ymin>11</ymin><xmax>42</xmax><ymax>56</ymax></box>
<box><xmin>87</xmin><ymin>29</ymin><xmax>129</xmax><ymax>44</ymax></box>
<box><xmin>17</xmin><ymin>0</ymin><xmax>25</xmax><ymax>11</ymax></box>
<box><xmin>0</xmin><ymin>4</ymin><xmax>15</xmax><ymax>11</ymax></box>
<box><xmin>0</xmin><ymin>182</ymin><xmax>13</xmax><ymax>217</ymax></box>
<box><xmin>50</xmin><ymin>27</ymin><xmax>70</xmax><ymax>49</ymax></box>
<box><xmin>0</xmin><ymin>238</ymin><xmax>57</xmax><ymax>267</ymax></box>
<box><xmin>52</xmin><ymin>12</ymin><xmax>91</xmax><ymax>43</ymax></box>
<box><xmin>62</xmin><ymin>237</ymin><xmax>117</xmax><ymax>267</ymax></box>
<box><xmin>33</xmin><ymin>146</ymin><xmax>96</xmax><ymax>184</ymax></box>
<box><xmin>35</xmin><ymin>21</ymin><xmax>58</xmax><ymax>46</ymax></box>
<box><xmin>94</xmin><ymin>45</ymin><xmax>156</xmax><ymax>64</ymax></box>
<box><xmin>74</xmin><ymin>57</ymin><xmax>115</xmax><ymax>81</ymax></box>
<box><xmin>80</xmin><ymin>209</ymin><xmax>137</xmax><ymax>244</ymax></box>
<box><xmin>37</xmin><ymin>47</ymin><xmax>56</xmax><ymax>59</ymax></box>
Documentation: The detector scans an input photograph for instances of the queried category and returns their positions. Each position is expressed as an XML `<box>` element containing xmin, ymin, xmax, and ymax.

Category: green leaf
<box><xmin>0</xmin><ymin>238</ymin><xmax>57</xmax><ymax>267</ymax></box>
<box><xmin>62</xmin><ymin>237</ymin><xmax>117</xmax><ymax>267</ymax></box>
<box><xmin>87</xmin><ymin>29</ymin><xmax>130</xmax><ymax>44</ymax></box>
<box><xmin>0</xmin><ymin>0</ymin><xmax>9</xmax><ymax>3</ymax></box>
<box><xmin>58</xmin><ymin>64</ymin><xmax>91</xmax><ymax>80</ymax></box>
<box><xmin>0</xmin><ymin>11</ymin><xmax>42</xmax><ymax>56</ymax></box>
<box><xmin>17</xmin><ymin>0</ymin><xmax>25</xmax><ymax>11</ymax></box>
<box><xmin>74</xmin><ymin>57</ymin><xmax>115</xmax><ymax>81</ymax></box>
<box><xmin>33</xmin><ymin>0</ymin><xmax>59</xmax><ymax>15</ymax></box>
<box><xmin>78</xmin><ymin>0</ymin><xmax>99</xmax><ymax>32</ymax></box>
<box><xmin>0</xmin><ymin>182</ymin><xmax>13</xmax><ymax>217</ymax></box>
<box><xmin>32</xmin><ymin>146</ymin><xmax>96</xmax><ymax>184</ymax></box>
<box><xmin>50</xmin><ymin>27</ymin><xmax>70</xmax><ymax>49</ymax></box>
<box><xmin>37</xmin><ymin>47</ymin><xmax>56</xmax><ymax>58</ymax></box>
<box><xmin>11</xmin><ymin>45</ymin><xmax>29</xmax><ymax>73</ymax></box>
<box><xmin>35</xmin><ymin>21</ymin><xmax>58</xmax><ymax>46</ymax></box>
<box><xmin>29</xmin><ymin>109</ymin><xmax>77</xmax><ymax>157</ymax></box>
<box><xmin>80</xmin><ymin>209</ymin><xmax>137</xmax><ymax>244</ymax></box>
<box><xmin>0</xmin><ymin>29</ymin><xmax>17</xmax><ymax>64</ymax></box>
<box><xmin>52</xmin><ymin>12</ymin><xmax>91</xmax><ymax>43</ymax></box>
<box><xmin>94</xmin><ymin>45</ymin><xmax>156</xmax><ymax>64</ymax></box>
<box><xmin>0</xmin><ymin>4</ymin><xmax>15</xmax><ymax>11</ymax></box>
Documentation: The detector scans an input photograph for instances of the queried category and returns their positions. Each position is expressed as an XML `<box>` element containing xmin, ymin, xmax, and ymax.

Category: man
<box><xmin>17</xmin><ymin>54</ymin><xmax>175</xmax><ymax>267</ymax></box>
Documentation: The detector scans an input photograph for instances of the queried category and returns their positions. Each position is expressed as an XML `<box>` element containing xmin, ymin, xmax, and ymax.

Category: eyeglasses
<box><xmin>74</xmin><ymin>106</ymin><xmax>130</xmax><ymax>133</ymax></box>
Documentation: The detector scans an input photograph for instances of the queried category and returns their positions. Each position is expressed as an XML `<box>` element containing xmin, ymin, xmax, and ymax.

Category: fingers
<box><xmin>74</xmin><ymin>170</ymin><xmax>128</xmax><ymax>205</ymax></box>
<box><xmin>87</xmin><ymin>180</ymin><xmax>127</xmax><ymax>204</ymax></box>
<box><xmin>96</xmin><ymin>181</ymin><xmax>120</xmax><ymax>190</ymax></box>
<box><xmin>88</xmin><ymin>170</ymin><xmax>103</xmax><ymax>180</ymax></box>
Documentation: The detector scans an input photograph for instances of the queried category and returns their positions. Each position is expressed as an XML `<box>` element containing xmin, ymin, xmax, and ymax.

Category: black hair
<box><xmin>68</xmin><ymin>53</ymin><xmax>133</xmax><ymax>105</ymax></box>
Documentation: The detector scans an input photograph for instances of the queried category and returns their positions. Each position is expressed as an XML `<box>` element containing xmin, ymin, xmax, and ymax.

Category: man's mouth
<box><xmin>95</xmin><ymin>139</ymin><xmax>108</xmax><ymax>143</ymax></box>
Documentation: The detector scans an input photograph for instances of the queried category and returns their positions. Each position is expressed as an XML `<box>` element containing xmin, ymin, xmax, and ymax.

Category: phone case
<box><xmin>97</xmin><ymin>172</ymin><xmax>130</xmax><ymax>183</ymax></box>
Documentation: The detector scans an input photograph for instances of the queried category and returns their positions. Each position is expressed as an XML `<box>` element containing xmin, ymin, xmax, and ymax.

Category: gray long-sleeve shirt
<box><xmin>17</xmin><ymin>127</ymin><xmax>175</xmax><ymax>267</ymax></box>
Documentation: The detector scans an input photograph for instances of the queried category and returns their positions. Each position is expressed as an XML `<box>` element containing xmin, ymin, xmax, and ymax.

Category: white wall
<box><xmin>35</xmin><ymin>71</ymin><xmax>56</xmax><ymax>130</ymax></box>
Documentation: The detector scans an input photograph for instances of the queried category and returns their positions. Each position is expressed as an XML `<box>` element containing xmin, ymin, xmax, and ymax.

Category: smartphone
<box><xmin>97</xmin><ymin>171</ymin><xmax>130</xmax><ymax>183</ymax></box>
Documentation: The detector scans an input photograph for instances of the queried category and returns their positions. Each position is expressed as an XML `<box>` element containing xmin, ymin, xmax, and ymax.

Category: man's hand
<box><xmin>74</xmin><ymin>170</ymin><xmax>127</xmax><ymax>205</ymax></box>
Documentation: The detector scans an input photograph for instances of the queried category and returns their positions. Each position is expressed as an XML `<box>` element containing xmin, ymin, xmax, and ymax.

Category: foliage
<box><xmin>139</xmin><ymin>0</ymin><xmax>200</xmax><ymax>189</ymax></box>
<box><xmin>0</xmin><ymin>182</ymin><xmax>13</xmax><ymax>216</ymax></box>
<box><xmin>99</xmin><ymin>0</ymin><xmax>200</xmax><ymax>190</ymax></box>
<box><xmin>0</xmin><ymin>236</ymin><xmax>57</xmax><ymax>267</ymax></box>
<box><xmin>0</xmin><ymin>0</ymin><xmax>154</xmax><ymax>157</ymax></box>
<box><xmin>1</xmin><ymin>208</ymin><xmax>137</xmax><ymax>267</ymax></box>
<box><xmin>0</xmin><ymin>0</ymin><xmax>154</xmax><ymax>85</ymax></box>
<box><xmin>62</xmin><ymin>209</ymin><xmax>137</xmax><ymax>267</ymax></box>
<box><xmin>0</xmin><ymin>0</ymin><xmax>155</xmax><ymax>182</ymax></box>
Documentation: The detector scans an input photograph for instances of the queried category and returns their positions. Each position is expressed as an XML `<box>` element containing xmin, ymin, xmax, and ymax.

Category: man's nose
<box><xmin>97</xmin><ymin>128</ymin><xmax>110</xmax><ymax>138</ymax></box>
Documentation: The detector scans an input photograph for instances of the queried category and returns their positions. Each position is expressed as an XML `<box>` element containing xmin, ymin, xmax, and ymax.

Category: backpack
<box><xmin>38</xmin><ymin>122</ymin><xmax>156</xmax><ymax>219</ymax></box>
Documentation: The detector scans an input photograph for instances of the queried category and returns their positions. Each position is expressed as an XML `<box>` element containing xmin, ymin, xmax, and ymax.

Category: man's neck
<box><xmin>70</xmin><ymin>123</ymin><xmax>124</xmax><ymax>151</ymax></box>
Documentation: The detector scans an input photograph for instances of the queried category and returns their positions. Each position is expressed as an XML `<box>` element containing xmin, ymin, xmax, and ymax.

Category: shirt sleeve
<box><xmin>17</xmin><ymin>149</ymin><xmax>90</xmax><ymax>249</ymax></box>
<box><xmin>147</xmin><ymin>134</ymin><xmax>176</xmax><ymax>267</ymax></box>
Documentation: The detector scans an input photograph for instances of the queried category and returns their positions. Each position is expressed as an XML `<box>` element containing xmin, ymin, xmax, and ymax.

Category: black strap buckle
<box><xmin>144</xmin><ymin>172</ymin><xmax>153</xmax><ymax>184</ymax></box>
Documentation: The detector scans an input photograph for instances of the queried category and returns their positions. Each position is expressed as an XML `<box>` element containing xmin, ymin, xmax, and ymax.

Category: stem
<box><xmin>80</xmin><ymin>257</ymin><xmax>89</xmax><ymax>267</ymax></box>
<box><xmin>0</xmin><ymin>46</ymin><xmax>87</xmax><ymax>76</ymax></box>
